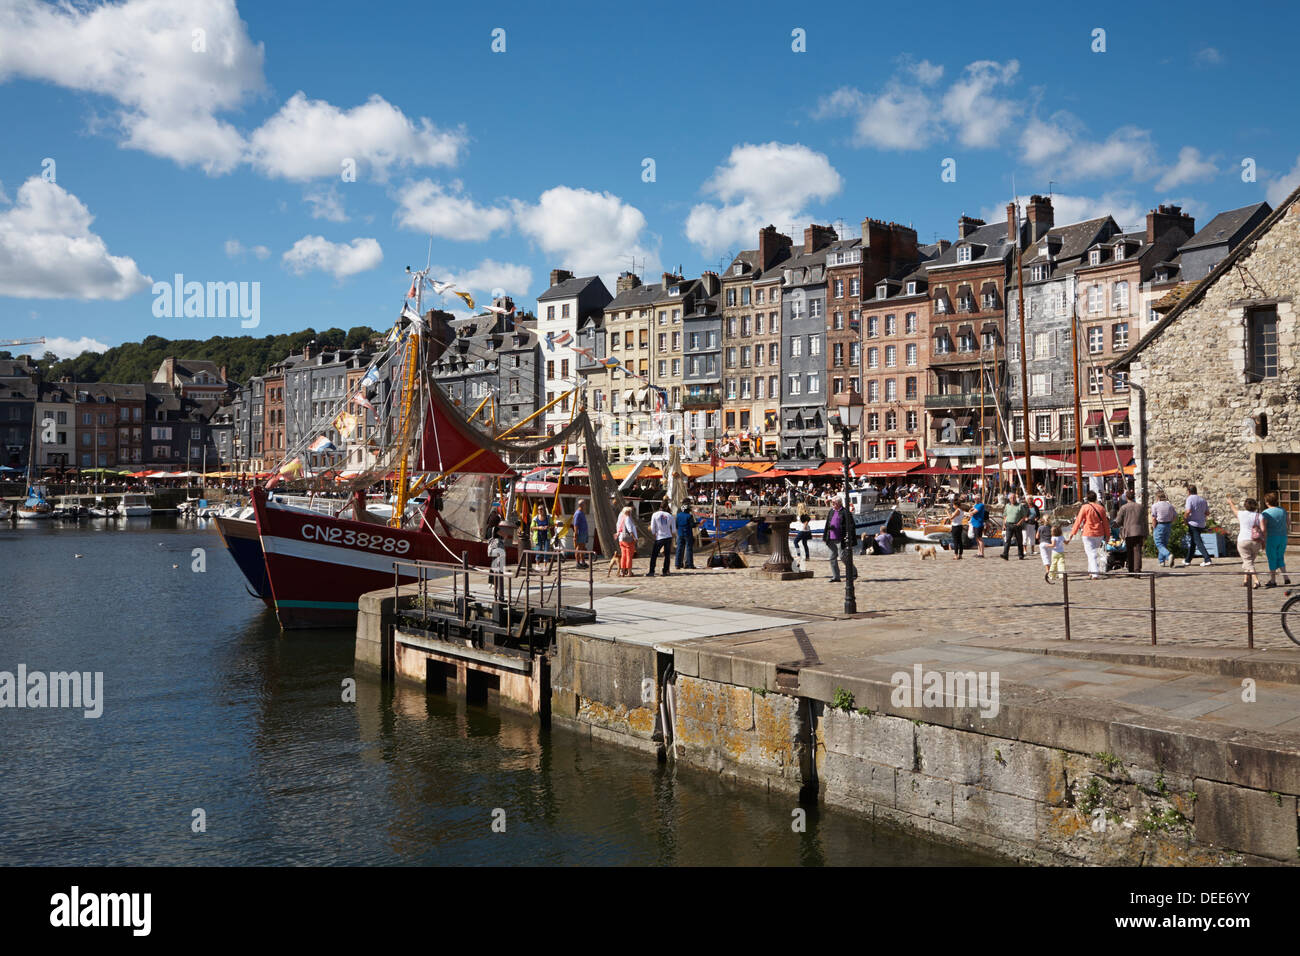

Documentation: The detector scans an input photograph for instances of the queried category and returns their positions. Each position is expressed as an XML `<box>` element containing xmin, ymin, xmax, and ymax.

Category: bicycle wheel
<box><xmin>1283</xmin><ymin>594</ymin><xmax>1300</xmax><ymax>646</ymax></box>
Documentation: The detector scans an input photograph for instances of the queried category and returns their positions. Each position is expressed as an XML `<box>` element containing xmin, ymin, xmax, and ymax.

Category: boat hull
<box><xmin>252</xmin><ymin>490</ymin><xmax>501</xmax><ymax>630</ymax></box>
<box><xmin>213</xmin><ymin>516</ymin><xmax>273</xmax><ymax>606</ymax></box>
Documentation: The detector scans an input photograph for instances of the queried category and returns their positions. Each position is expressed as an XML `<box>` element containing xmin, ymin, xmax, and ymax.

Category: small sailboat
<box><xmin>15</xmin><ymin>417</ymin><xmax>53</xmax><ymax>520</ymax></box>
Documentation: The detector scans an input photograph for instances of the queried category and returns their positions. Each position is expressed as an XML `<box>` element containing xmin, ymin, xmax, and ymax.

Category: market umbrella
<box><xmin>695</xmin><ymin>465</ymin><xmax>762</xmax><ymax>483</ymax></box>
<box><xmin>998</xmin><ymin>456</ymin><xmax>1070</xmax><ymax>471</ymax></box>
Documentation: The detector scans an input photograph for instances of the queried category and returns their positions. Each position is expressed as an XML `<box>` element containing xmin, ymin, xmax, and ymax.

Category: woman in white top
<box><xmin>1225</xmin><ymin>493</ymin><xmax>1263</xmax><ymax>588</ymax></box>
<box><xmin>616</xmin><ymin>505</ymin><xmax>638</xmax><ymax>577</ymax></box>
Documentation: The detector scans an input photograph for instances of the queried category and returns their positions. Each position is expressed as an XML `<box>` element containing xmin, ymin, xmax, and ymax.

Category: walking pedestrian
<box><xmin>616</xmin><ymin>505</ymin><xmax>638</xmax><ymax>577</ymax></box>
<box><xmin>1046</xmin><ymin>523</ymin><xmax>1066</xmax><ymax>581</ymax></box>
<box><xmin>1037</xmin><ymin>520</ymin><xmax>1053</xmax><ymax>569</ymax></box>
<box><xmin>531</xmin><ymin>506</ymin><xmax>550</xmax><ymax>554</ymax></box>
<box><xmin>674</xmin><ymin>505</ymin><xmax>697</xmax><ymax>569</ymax></box>
<box><xmin>1150</xmin><ymin>491</ymin><xmax>1176</xmax><ymax>567</ymax></box>
<box><xmin>947</xmin><ymin>498</ymin><xmax>967</xmax><ymax>559</ymax></box>
<box><xmin>1066</xmin><ymin>490</ymin><xmax>1110</xmax><ymax>579</ymax></box>
<box><xmin>1181</xmin><ymin>484</ymin><xmax>1213</xmax><ymax>566</ymax></box>
<box><xmin>648</xmin><ymin>499</ymin><xmax>674</xmax><ymax>577</ymax></box>
<box><xmin>1261</xmin><ymin>491</ymin><xmax>1291</xmax><ymax>587</ymax></box>
<box><xmin>1022</xmin><ymin>496</ymin><xmax>1041</xmax><ymax>553</ymax></box>
<box><xmin>969</xmin><ymin>499</ymin><xmax>988</xmax><ymax>557</ymax></box>
<box><xmin>572</xmin><ymin>500</ymin><xmax>589</xmax><ymax>568</ymax></box>
<box><xmin>824</xmin><ymin>496</ymin><xmax>854</xmax><ymax>582</ymax></box>
<box><xmin>1225</xmin><ymin>493</ymin><xmax>1264</xmax><ymax>589</ymax></box>
<box><xmin>794</xmin><ymin>514</ymin><xmax>812</xmax><ymax>567</ymax></box>
<box><xmin>487</xmin><ymin>524</ymin><xmax>507</xmax><ymax>602</ymax></box>
<box><xmin>1001</xmin><ymin>492</ymin><xmax>1026</xmax><ymax>560</ymax></box>
<box><xmin>1115</xmin><ymin>491</ymin><xmax>1147</xmax><ymax>573</ymax></box>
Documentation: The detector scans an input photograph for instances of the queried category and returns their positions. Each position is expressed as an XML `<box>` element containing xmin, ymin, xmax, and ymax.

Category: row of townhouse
<box><xmin>532</xmin><ymin>195</ymin><xmax>1272</xmax><ymax>472</ymax></box>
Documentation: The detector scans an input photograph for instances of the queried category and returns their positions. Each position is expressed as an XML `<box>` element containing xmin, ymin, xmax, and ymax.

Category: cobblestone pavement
<box><xmin>592</xmin><ymin>538</ymin><xmax>1299</xmax><ymax>652</ymax></box>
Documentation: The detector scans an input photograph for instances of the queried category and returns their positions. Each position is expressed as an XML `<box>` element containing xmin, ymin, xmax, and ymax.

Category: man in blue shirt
<box><xmin>674</xmin><ymin>505</ymin><xmax>697</xmax><ymax>569</ymax></box>
<box><xmin>1181</xmin><ymin>483</ymin><xmax>1213</xmax><ymax>566</ymax></box>
<box><xmin>573</xmin><ymin>500</ymin><xmax>590</xmax><ymax>568</ymax></box>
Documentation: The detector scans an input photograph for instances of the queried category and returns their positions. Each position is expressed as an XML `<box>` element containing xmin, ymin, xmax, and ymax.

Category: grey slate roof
<box><xmin>1181</xmin><ymin>202</ymin><xmax>1271</xmax><ymax>251</ymax></box>
<box><xmin>537</xmin><ymin>275</ymin><xmax>604</xmax><ymax>301</ymax></box>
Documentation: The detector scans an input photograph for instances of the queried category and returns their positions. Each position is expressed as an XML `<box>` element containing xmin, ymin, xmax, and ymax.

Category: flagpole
<box><xmin>1013</xmin><ymin>196</ymin><xmax>1033</xmax><ymax>495</ymax></box>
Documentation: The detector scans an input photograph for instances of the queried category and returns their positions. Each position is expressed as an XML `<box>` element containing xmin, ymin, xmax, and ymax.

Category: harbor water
<box><xmin>0</xmin><ymin>518</ymin><xmax>998</xmax><ymax>866</ymax></box>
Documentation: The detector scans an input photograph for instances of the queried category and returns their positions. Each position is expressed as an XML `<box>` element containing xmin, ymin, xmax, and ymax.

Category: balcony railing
<box><xmin>681</xmin><ymin>390</ymin><xmax>722</xmax><ymax>409</ymax></box>
<box><xmin>924</xmin><ymin>392</ymin><xmax>999</xmax><ymax>409</ymax></box>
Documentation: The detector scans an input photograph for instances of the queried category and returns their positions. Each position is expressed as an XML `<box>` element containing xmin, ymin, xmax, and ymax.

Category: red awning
<box><xmin>1110</xmin><ymin>408</ymin><xmax>1129</xmax><ymax>422</ymax></box>
<box><xmin>904</xmin><ymin>439</ymin><xmax>920</xmax><ymax>452</ymax></box>
<box><xmin>851</xmin><ymin>461</ymin><xmax>924</xmax><ymax>477</ymax></box>
<box><xmin>1083</xmin><ymin>410</ymin><xmax>1105</xmax><ymax>427</ymax></box>
<box><xmin>1062</xmin><ymin>449</ymin><xmax>1133</xmax><ymax>474</ymax></box>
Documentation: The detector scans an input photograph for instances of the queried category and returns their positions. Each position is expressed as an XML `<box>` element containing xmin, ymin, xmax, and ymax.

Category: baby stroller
<box><xmin>1104</xmin><ymin>534</ymin><xmax>1128</xmax><ymax>572</ymax></box>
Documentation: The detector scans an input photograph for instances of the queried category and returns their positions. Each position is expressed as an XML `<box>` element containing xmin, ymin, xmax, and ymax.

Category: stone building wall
<box><xmin>1132</xmin><ymin>200</ymin><xmax>1300</xmax><ymax>533</ymax></box>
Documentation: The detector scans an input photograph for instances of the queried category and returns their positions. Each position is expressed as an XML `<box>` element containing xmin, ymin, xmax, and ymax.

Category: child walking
<box><xmin>1045</xmin><ymin>524</ymin><xmax>1066</xmax><ymax>583</ymax></box>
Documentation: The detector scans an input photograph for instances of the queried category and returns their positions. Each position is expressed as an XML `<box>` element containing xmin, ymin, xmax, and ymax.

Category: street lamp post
<box><xmin>834</xmin><ymin>388</ymin><xmax>864</xmax><ymax>615</ymax></box>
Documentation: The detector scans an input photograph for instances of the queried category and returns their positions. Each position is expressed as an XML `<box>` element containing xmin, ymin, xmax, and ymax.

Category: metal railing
<box><xmin>1059</xmin><ymin>568</ymin><xmax>1291</xmax><ymax>650</ymax></box>
<box><xmin>391</xmin><ymin>548</ymin><xmax>595</xmax><ymax>655</ymax></box>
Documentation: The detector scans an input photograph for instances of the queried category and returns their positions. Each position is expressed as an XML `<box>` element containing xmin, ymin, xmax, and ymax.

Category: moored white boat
<box><xmin>118</xmin><ymin>494</ymin><xmax>153</xmax><ymax>517</ymax></box>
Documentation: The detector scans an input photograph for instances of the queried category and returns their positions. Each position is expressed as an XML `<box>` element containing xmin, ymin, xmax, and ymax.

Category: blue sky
<box><xmin>1</xmin><ymin>0</ymin><xmax>1296</xmax><ymax>359</ymax></box>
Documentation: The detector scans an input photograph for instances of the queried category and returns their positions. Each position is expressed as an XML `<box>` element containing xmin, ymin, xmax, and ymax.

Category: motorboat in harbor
<box><xmin>53</xmin><ymin>495</ymin><xmax>91</xmax><ymax>519</ymax></box>
<box><xmin>88</xmin><ymin>496</ymin><xmax>119</xmax><ymax>519</ymax></box>
<box><xmin>118</xmin><ymin>494</ymin><xmax>153</xmax><ymax>518</ymax></box>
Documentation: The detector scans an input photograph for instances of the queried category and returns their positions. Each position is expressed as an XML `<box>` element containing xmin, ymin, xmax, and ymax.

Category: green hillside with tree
<box><xmin>0</xmin><ymin>326</ymin><xmax>381</xmax><ymax>385</ymax></box>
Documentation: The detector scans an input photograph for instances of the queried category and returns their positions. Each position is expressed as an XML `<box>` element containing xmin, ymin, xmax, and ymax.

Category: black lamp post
<box><xmin>834</xmin><ymin>388</ymin><xmax>864</xmax><ymax>615</ymax></box>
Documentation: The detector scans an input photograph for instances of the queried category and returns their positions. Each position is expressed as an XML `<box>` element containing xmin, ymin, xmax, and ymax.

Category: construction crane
<box><xmin>2</xmin><ymin>337</ymin><xmax>45</xmax><ymax>347</ymax></box>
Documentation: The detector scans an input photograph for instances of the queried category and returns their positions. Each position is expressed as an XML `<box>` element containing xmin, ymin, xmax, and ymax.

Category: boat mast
<box><xmin>1012</xmin><ymin>196</ymin><xmax>1034</xmax><ymax>495</ymax></box>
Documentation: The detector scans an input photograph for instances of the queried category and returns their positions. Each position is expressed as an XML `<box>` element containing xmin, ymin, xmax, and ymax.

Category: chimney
<box><xmin>1025</xmin><ymin>194</ymin><xmax>1054</xmax><ymax>242</ymax></box>
<box><xmin>219</xmin><ymin>365</ymin><xmax>227</xmax><ymax>383</ymax></box>
<box><xmin>162</xmin><ymin>357</ymin><xmax>175</xmax><ymax>386</ymax></box>
<box><xmin>616</xmin><ymin>271</ymin><xmax>642</xmax><ymax>294</ymax></box>
<box><xmin>302</xmin><ymin>343</ymin><xmax>311</xmax><ymax>361</ymax></box>
<box><xmin>959</xmin><ymin>215</ymin><xmax>986</xmax><ymax>240</ymax></box>
<box><xmin>803</xmin><ymin>223</ymin><xmax>837</xmax><ymax>254</ymax></box>
<box><xmin>699</xmin><ymin>271</ymin><xmax>721</xmax><ymax>296</ymax></box>
<box><xmin>1146</xmin><ymin>204</ymin><xmax>1196</xmax><ymax>245</ymax></box>
<box><xmin>934</xmin><ymin>239</ymin><xmax>952</xmax><ymax>254</ymax></box>
<box><xmin>758</xmin><ymin>224</ymin><xmax>792</xmax><ymax>269</ymax></box>
<box><xmin>661</xmin><ymin>271</ymin><xmax>683</xmax><ymax>290</ymax></box>
<box><xmin>549</xmin><ymin>268</ymin><xmax>573</xmax><ymax>287</ymax></box>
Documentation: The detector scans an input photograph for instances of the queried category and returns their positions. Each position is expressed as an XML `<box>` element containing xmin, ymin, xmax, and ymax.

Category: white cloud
<box><xmin>393</xmin><ymin>179</ymin><xmax>512</xmax><ymax>240</ymax></box>
<box><xmin>1155</xmin><ymin>146</ymin><xmax>1218</xmax><ymax>191</ymax></box>
<box><xmin>224</xmin><ymin>238</ymin><xmax>270</xmax><ymax>260</ymax></box>
<box><xmin>430</xmin><ymin>259</ymin><xmax>533</xmax><ymax>299</ymax></box>
<box><xmin>1266</xmin><ymin>154</ymin><xmax>1300</xmax><ymax>206</ymax></box>
<box><xmin>303</xmin><ymin>184</ymin><xmax>348</xmax><ymax>222</ymax></box>
<box><xmin>0</xmin><ymin>177</ymin><xmax>151</xmax><ymax>300</ymax></box>
<box><xmin>815</xmin><ymin>59</ymin><xmax>1018</xmax><ymax>151</ymax></box>
<box><xmin>941</xmin><ymin>60</ymin><xmax>1021</xmax><ymax>148</ymax></box>
<box><xmin>282</xmin><ymin>236</ymin><xmax>383</xmax><ymax>280</ymax></box>
<box><xmin>1020</xmin><ymin>114</ymin><xmax>1157</xmax><ymax>182</ymax></box>
<box><xmin>248</xmin><ymin>92</ymin><xmax>465</xmax><ymax>182</ymax></box>
<box><xmin>0</xmin><ymin>0</ymin><xmax>264</xmax><ymax>174</ymax></box>
<box><xmin>43</xmin><ymin>336</ymin><xmax>110</xmax><ymax>359</ymax></box>
<box><xmin>684</xmin><ymin>143</ymin><xmax>842</xmax><ymax>254</ymax></box>
<box><xmin>513</xmin><ymin>186</ymin><xmax>658</xmax><ymax>279</ymax></box>
<box><xmin>1196</xmin><ymin>47</ymin><xmax>1225</xmax><ymax>67</ymax></box>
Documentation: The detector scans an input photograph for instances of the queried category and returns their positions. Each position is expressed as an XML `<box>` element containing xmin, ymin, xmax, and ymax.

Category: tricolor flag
<box><xmin>553</xmin><ymin>330</ymin><xmax>573</xmax><ymax>347</ymax></box>
<box><xmin>454</xmin><ymin>290</ymin><xmax>475</xmax><ymax>309</ymax></box>
<box><xmin>309</xmin><ymin>435</ymin><xmax>335</xmax><ymax>453</ymax></box>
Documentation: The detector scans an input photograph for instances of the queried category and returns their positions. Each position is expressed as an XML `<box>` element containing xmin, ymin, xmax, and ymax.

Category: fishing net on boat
<box><xmin>582</xmin><ymin>415</ymin><xmax>651</xmax><ymax>556</ymax></box>
<box><xmin>439</xmin><ymin>474</ymin><xmax>496</xmax><ymax>541</ymax></box>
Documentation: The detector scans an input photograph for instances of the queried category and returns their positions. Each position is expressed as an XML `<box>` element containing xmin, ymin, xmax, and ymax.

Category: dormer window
<box><xmin>957</xmin><ymin>246</ymin><xmax>972</xmax><ymax>264</ymax></box>
<box><xmin>1114</xmin><ymin>245</ymin><xmax>1126</xmax><ymax>261</ymax></box>
<box><xmin>877</xmin><ymin>283</ymin><xmax>888</xmax><ymax>299</ymax></box>
<box><xmin>906</xmin><ymin>281</ymin><xmax>917</xmax><ymax>295</ymax></box>
<box><xmin>669</xmin><ymin>285</ymin><xmax>680</xmax><ymax>296</ymax></box>
<box><xmin>1089</xmin><ymin>250</ymin><xmax>1101</xmax><ymax>266</ymax></box>
<box><xmin>1031</xmin><ymin>264</ymin><xmax>1047</xmax><ymax>282</ymax></box>
<box><xmin>732</xmin><ymin>263</ymin><xmax>743</xmax><ymax>276</ymax></box>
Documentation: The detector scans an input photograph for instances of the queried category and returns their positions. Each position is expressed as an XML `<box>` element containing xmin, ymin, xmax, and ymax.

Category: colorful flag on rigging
<box><xmin>360</xmin><ymin>366</ymin><xmax>380</xmax><ymax>389</ymax></box>
<box><xmin>429</xmin><ymin>279</ymin><xmax>456</xmax><ymax>294</ymax></box>
<box><xmin>601</xmin><ymin>356</ymin><xmax>621</xmax><ymax>368</ymax></box>
<box><xmin>352</xmin><ymin>391</ymin><xmax>374</xmax><ymax>412</ymax></box>
<box><xmin>553</xmin><ymin>330</ymin><xmax>573</xmax><ymax>347</ymax></box>
<box><xmin>309</xmin><ymin>435</ymin><xmax>335</xmax><ymax>453</ymax></box>
<box><xmin>333</xmin><ymin>411</ymin><xmax>358</xmax><ymax>438</ymax></box>
<box><xmin>544</xmin><ymin>331</ymin><xmax>555</xmax><ymax>352</ymax></box>
<box><xmin>454</xmin><ymin>290</ymin><xmax>475</xmax><ymax>310</ymax></box>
